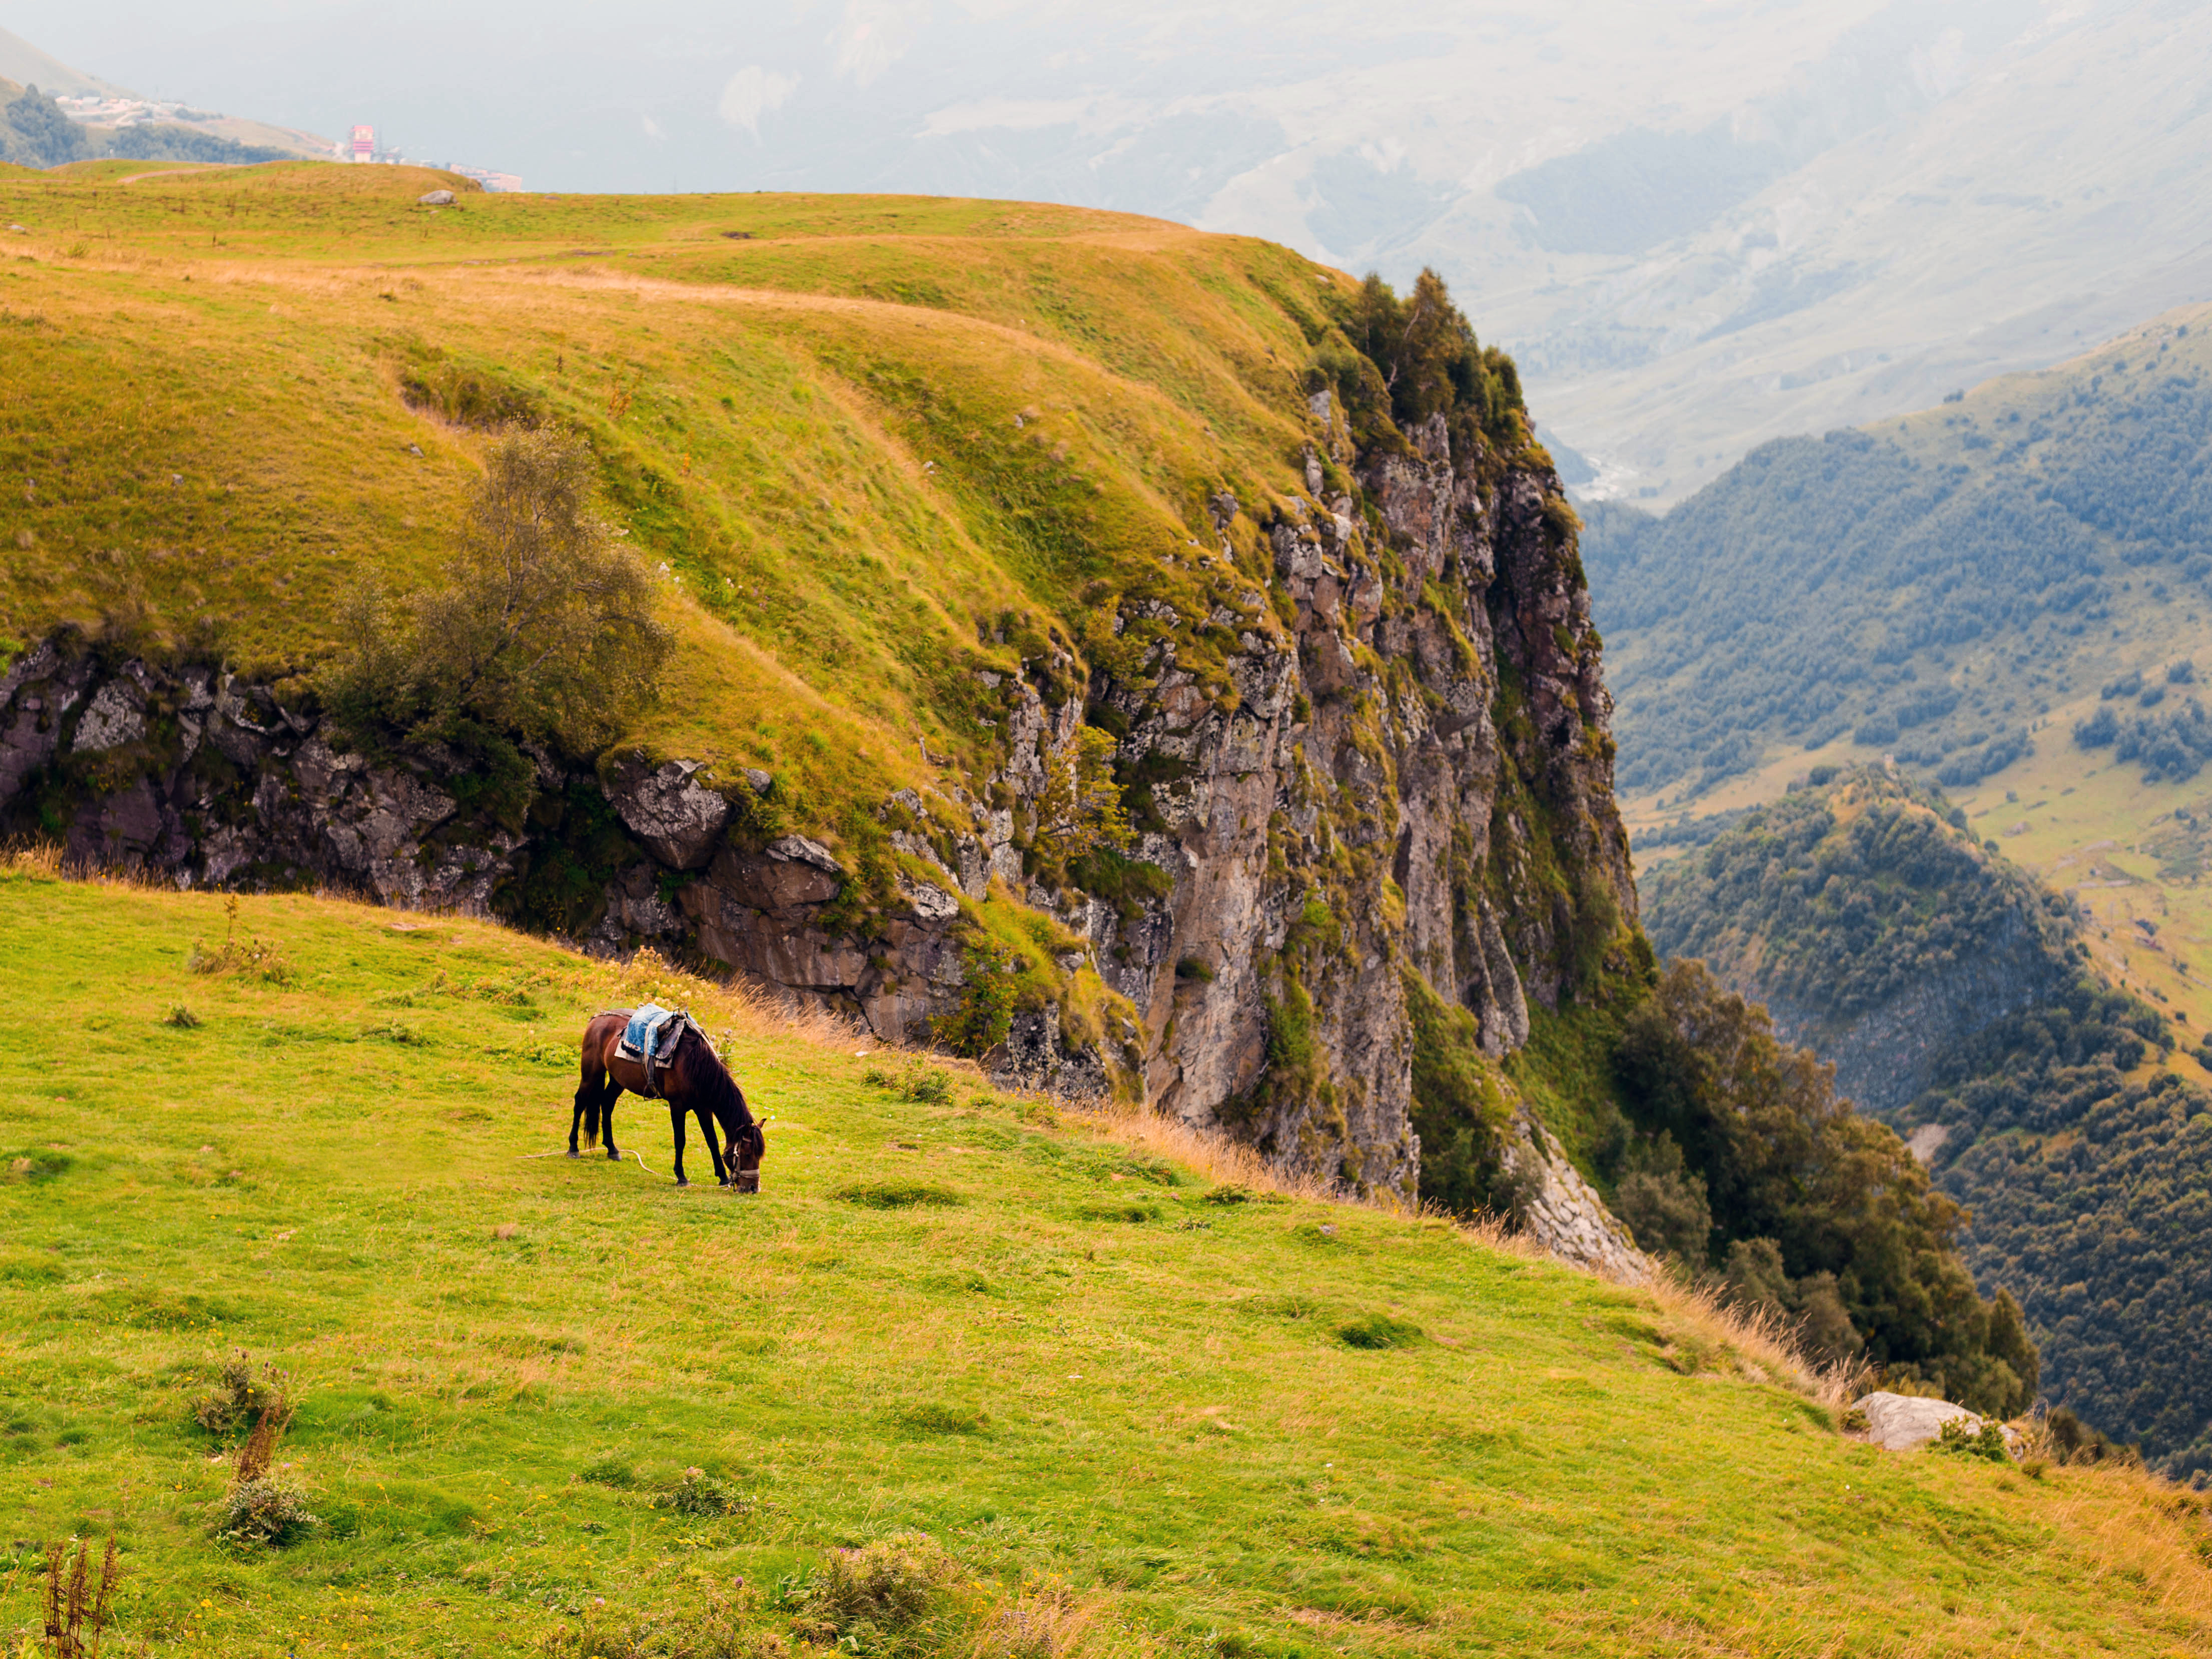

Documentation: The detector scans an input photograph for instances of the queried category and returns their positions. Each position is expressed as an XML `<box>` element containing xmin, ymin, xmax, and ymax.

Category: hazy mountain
<box><xmin>0</xmin><ymin>24</ymin><xmax>131</xmax><ymax>99</ymax></box>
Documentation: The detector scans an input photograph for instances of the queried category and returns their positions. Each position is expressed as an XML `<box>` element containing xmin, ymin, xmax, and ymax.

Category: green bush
<box><xmin>660</xmin><ymin>1466</ymin><xmax>747</xmax><ymax>1517</ymax></box>
<box><xmin>323</xmin><ymin>428</ymin><xmax>673</xmax><ymax>757</ymax></box>
<box><xmin>218</xmin><ymin>1475</ymin><xmax>320</xmax><ymax>1548</ymax></box>
<box><xmin>932</xmin><ymin>944</ymin><xmax>1016</xmax><ymax>1059</ymax></box>
<box><xmin>785</xmin><ymin>1530</ymin><xmax>956</xmax><ymax>1648</ymax></box>
<box><xmin>1933</xmin><ymin>1417</ymin><xmax>2011</xmax><ymax>1464</ymax></box>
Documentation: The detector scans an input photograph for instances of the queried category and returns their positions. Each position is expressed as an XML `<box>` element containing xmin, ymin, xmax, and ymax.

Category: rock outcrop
<box><xmin>0</xmin><ymin>396</ymin><xmax>1635</xmax><ymax>1206</ymax></box>
<box><xmin>1507</xmin><ymin>1114</ymin><xmax>1653</xmax><ymax>1285</ymax></box>
<box><xmin>1847</xmin><ymin>1391</ymin><xmax>2022</xmax><ymax>1457</ymax></box>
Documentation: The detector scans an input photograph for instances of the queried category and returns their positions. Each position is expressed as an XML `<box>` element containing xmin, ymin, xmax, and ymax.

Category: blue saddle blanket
<box><xmin>622</xmin><ymin>1003</ymin><xmax>678</xmax><ymax>1060</ymax></box>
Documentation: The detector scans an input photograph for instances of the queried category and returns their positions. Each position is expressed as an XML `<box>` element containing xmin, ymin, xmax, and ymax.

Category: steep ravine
<box><xmin>0</xmin><ymin>395</ymin><xmax>1635</xmax><ymax>1205</ymax></box>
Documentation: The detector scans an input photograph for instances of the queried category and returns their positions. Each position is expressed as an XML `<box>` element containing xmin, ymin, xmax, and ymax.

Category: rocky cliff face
<box><xmin>0</xmin><ymin>397</ymin><xmax>1633</xmax><ymax>1203</ymax></box>
<box><xmin>1746</xmin><ymin>913</ymin><xmax>2063</xmax><ymax>1118</ymax></box>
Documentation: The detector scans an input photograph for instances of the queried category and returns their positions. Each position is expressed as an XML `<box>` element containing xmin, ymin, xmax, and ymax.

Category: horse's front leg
<box><xmin>697</xmin><ymin>1104</ymin><xmax>730</xmax><ymax>1187</ymax></box>
<box><xmin>670</xmin><ymin>1104</ymin><xmax>689</xmax><ymax>1186</ymax></box>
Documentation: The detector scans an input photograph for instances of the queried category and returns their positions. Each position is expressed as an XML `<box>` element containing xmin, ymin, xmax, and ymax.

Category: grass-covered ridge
<box><xmin>0</xmin><ymin>161</ymin><xmax>1390</xmax><ymax>837</ymax></box>
<box><xmin>4</xmin><ymin>864</ymin><xmax>2212</xmax><ymax>1654</ymax></box>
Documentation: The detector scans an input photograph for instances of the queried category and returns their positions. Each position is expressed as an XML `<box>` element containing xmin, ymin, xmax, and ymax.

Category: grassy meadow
<box><xmin>0</xmin><ymin>161</ymin><xmax>1340</xmax><ymax>834</ymax></box>
<box><xmin>1</xmin><ymin>862</ymin><xmax>2209</xmax><ymax>1656</ymax></box>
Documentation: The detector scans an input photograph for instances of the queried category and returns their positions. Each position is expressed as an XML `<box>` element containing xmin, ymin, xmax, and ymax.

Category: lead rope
<box><xmin>519</xmin><ymin>1148</ymin><xmax>659</xmax><ymax>1176</ymax></box>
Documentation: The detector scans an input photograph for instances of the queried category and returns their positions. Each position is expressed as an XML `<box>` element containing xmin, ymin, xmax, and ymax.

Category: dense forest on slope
<box><xmin>1582</xmin><ymin>310</ymin><xmax>2212</xmax><ymax>799</ymax></box>
<box><xmin>1643</xmin><ymin>770</ymin><xmax>2212</xmax><ymax>1479</ymax></box>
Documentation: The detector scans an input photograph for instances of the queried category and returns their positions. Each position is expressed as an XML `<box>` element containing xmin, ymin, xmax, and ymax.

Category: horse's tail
<box><xmin>578</xmin><ymin>1020</ymin><xmax>609</xmax><ymax>1147</ymax></box>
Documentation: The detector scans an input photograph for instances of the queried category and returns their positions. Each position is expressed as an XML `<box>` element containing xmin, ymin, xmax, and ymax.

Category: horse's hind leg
<box><xmin>603</xmin><ymin>1088</ymin><xmax>624</xmax><ymax>1161</ymax></box>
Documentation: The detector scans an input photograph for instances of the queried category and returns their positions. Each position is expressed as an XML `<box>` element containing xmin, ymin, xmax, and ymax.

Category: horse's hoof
<box><xmin>675</xmin><ymin>1178</ymin><xmax>690</xmax><ymax>1188</ymax></box>
<box><xmin>566</xmin><ymin>1150</ymin><xmax>580</xmax><ymax>1160</ymax></box>
<box><xmin>606</xmin><ymin>1149</ymin><xmax>621</xmax><ymax>1162</ymax></box>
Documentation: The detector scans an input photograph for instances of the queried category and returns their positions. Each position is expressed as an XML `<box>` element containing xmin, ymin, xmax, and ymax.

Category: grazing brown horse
<box><xmin>573</xmin><ymin>1011</ymin><xmax>765</xmax><ymax>1190</ymax></box>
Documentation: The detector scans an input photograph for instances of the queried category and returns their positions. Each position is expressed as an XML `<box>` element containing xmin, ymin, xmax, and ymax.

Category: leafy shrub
<box><xmin>931</xmin><ymin>943</ymin><xmax>1018</xmax><ymax>1060</ymax></box>
<box><xmin>1612</xmin><ymin>1133</ymin><xmax>1712</xmax><ymax>1264</ymax></box>
<box><xmin>2074</xmin><ymin>705</ymin><xmax>2120</xmax><ymax>747</ymax></box>
<box><xmin>863</xmin><ymin>1060</ymin><xmax>953</xmax><ymax>1104</ymax></box>
<box><xmin>187</xmin><ymin>936</ymin><xmax>294</xmax><ymax>983</ymax></box>
<box><xmin>218</xmin><ymin>1475</ymin><xmax>320</xmax><ymax>1548</ymax></box>
<box><xmin>1932</xmin><ymin>1417</ymin><xmax>2011</xmax><ymax>1464</ymax></box>
<box><xmin>1032</xmin><ymin>726</ymin><xmax>1133</xmax><ymax>872</ymax></box>
<box><xmin>324</xmin><ymin>428</ymin><xmax>672</xmax><ymax>756</ymax></box>
<box><xmin>187</xmin><ymin>895</ymin><xmax>294</xmax><ymax>985</ymax></box>
<box><xmin>660</xmin><ymin>1466</ymin><xmax>747</xmax><ymax>1517</ymax></box>
<box><xmin>195</xmin><ymin>1354</ymin><xmax>292</xmax><ymax>1441</ymax></box>
<box><xmin>1325</xmin><ymin>267</ymin><xmax>1526</xmax><ymax>458</ymax></box>
<box><xmin>164</xmin><ymin>1004</ymin><xmax>200</xmax><ymax>1029</ymax></box>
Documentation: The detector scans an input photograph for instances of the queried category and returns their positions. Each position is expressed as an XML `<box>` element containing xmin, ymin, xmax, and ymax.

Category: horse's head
<box><xmin>730</xmin><ymin>1120</ymin><xmax>766</xmax><ymax>1193</ymax></box>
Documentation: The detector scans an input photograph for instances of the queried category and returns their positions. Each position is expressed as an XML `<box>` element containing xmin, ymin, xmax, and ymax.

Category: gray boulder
<box><xmin>603</xmin><ymin>756</ymin><xmax>730</xmax><ymax>870</ymax></box>
<box><xmin>1847</xmin><ymin>1391</ymin><xmax>2020</xmax><ymax>1456</ymax></box>
<box><xmin>418</xmin><ymin>189</ymin><xmax>456</xmax><ymax>206</ymax></box>
<box><xmin>72</xmin><ymin>677</ymin><xmax>147</xmax><ymax>753</ymax></box>
<box><xmin>767</xmin><ymin>834</ymin><xmax>841</xmax><ymax>874</ymax></box>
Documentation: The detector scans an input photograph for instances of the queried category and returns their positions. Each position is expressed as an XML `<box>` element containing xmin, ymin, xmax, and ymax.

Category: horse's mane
<box><xmin>682</xmin><ymin>1026</ymin><xmax>752</xmax><ymax>1129</ymax></box>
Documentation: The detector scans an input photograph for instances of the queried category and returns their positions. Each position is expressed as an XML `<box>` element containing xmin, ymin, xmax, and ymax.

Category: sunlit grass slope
<box><xmin>3</xmin><ymin>866</ymin><xmax>2210</xmax><ymax>1656</ymax></box>
<box><xmin>0</xmin><ymin>162</ymin><xmax>1339</xmax><ymax>831</ymax></box>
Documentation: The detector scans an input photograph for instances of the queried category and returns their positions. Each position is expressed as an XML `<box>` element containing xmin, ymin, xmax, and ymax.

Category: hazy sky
<box><xmin>7</xmin><ymin>1</ymin><xmax>1878</xmax><ymax>205</ymax></box>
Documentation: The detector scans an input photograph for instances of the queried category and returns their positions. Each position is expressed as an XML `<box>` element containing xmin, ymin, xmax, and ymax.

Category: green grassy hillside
<box><xmin>0</xmin><ymin>160</ymin><xmax>1348</xmax><ymax>832</ymax></box>
<box><xmin>4</xmin><ymin>863</ymin><xmax>2211</xmax><ymax>1656</ymax></box>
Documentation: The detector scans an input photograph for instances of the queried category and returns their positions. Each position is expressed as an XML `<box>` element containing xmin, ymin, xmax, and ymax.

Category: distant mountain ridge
<box><xmin>1643</xmin><ymin>769</ymin><xmax>2212</xmax><ymax>1480</ymax></box>
<box><xmin>0</xmin><ymin>24</ymin><xmax>130</xmax><ymax>100</ymax></box>
<box><xmin>1583</xmin><ymin>306</ymin><xmax>2212</xmax><ymax>805</ymax></box>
